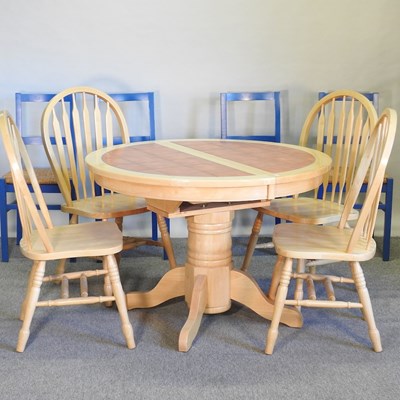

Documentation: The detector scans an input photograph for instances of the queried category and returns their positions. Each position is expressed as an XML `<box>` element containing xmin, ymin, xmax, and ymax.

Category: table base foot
<box><xmin>126</xmin><ymin>267</ymin><xmax>185</xmax><ymax>310</ymax></box>
<box><xmin>230</xmin><ymin>270</ymin><xmax>303</xmax><ymax>328</ymax></box>
<box><xmin>178</xmin><ymin>275</ymin><xmax>208</xmax><ymax>352</ymax></box>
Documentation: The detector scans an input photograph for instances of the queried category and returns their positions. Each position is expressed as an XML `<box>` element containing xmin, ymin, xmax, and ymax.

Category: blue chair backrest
<box><xmin>15</xmin><ymin>93</ymin><xmax>74</xmax><ymax>148</ymax></box>
<box><xmin>318</xmin><ymin>91</ymin><xmax>379</xmax><ymax>112</ymax></box>
<box><xmin>108</xmin><ymin>92</ymin><xmax>156</xmax><ymax>143</ymax></box>
<box><xmin>220</xmin><ymin>91</ymin><xmax>281</xmax><ymax>142</ymax></box>
<box><xmin>16</xmin><ymin>93</ymin><xmax>57</xmax><ymax>145</ymax></box>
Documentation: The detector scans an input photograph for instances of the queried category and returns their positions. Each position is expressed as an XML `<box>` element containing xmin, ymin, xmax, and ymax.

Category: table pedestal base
<box><xmin>126</xmin><ymin>210</ymin><xmax>303</xmax><ymax>351</ymax></box>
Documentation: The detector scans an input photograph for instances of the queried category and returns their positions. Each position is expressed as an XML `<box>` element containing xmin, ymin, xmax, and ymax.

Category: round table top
<box><xmin>86</xmin><ymin>139</ymin><xmax>331</xmax><ymax>202</ymax></box>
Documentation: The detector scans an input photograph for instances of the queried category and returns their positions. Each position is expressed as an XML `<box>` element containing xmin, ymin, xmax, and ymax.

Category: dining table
<box><xmin>86</xmin><ymin>139</ymin><xmax>331</xmax><ymax>351</ymax></box>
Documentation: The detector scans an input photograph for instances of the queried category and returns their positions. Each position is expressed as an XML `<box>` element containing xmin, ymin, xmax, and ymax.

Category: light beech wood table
<box><xmin>86</xmin><ymin>139</ymin><xmax>331</xmax><ymax>351</ymax></box>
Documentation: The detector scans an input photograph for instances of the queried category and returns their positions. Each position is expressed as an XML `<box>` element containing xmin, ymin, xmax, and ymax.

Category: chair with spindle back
<box><xmin>41</xmin><ymin>86</ymin><xmax>176</xmax><ymax>274</ymax></box>
<box><xmin>220</xmin><ymin>91</ymin><xmax>281</xmax><ymax>141</ymax></box>
<box><xmin>318</xmin><ymin>91</ymin><xmax>393</xmax><ymax>261</ymax></box>
<box><xmin>265</xmin><ymin>108</ymin><xmax>396</xmax><ymax>354</ymax></box>
<box><xmin>241</xmin><ymin>90</ymin><xmax>378</xmax><ymax>271</ymax></box>
<box><xmin>0</xmin><ymin>110</ymin><xmax>135</xmax><ymax>352</ymax></box>
<box><xmin>0</xmin><ymin>93</ymin><xmax>71</xmax><ymax>262</ymax></box>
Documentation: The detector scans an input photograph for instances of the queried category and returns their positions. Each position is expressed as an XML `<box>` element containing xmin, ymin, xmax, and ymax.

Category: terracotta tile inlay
<box><xmin>102</xmin><ymin>141</ymin><xmax>315</xmax><ymax>177</ymax></box>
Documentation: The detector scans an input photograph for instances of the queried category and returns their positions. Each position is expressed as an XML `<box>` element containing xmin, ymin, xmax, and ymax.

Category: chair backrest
<box><xmin>15</xmin><ymin>93</ymin><xmax>74</xmax><ymax>167</ymax></box>
<box><xmin>338</xmin><ymin>108</ymin><xmax>396</xmax><ymax>252</ymax></box>
<box><xmin>108</xmin><ymin>92</ymin><xmax>156</xmax><ymax>142</ymax></box>
<box><xmin>318</xmin><ymin>91</ymin><xmax>379</xmax><ymax>113</ymax></box>
<box><xmin>299</xmin><ymin>90</ymin><xmax>378</xmax><ymax>203</ymax></box>
<box><xmin>41</xmin><ymin>86</ymin><xmax>130</xmax><ymax>206</ymax></box>
<box><xmin>16</xmin><ymin>93</ymin><xmax>57</xmax><ymax>145</ymax></box>
<box><xmin>220</xmin><ymin>91</ymin><xmax>281</xmax><ymax>142</ymax></box>
<box><xmin>0</xmin><ymin>111</ymin><xmax>54</xmax><ymax>253</ymax></box>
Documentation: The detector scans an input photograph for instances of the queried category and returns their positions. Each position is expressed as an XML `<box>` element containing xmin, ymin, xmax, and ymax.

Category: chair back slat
<box><xmin>0</xmin><ymin>111</ymin><xmax>54</xmax><ymax>253</ymax></box>
<box><xmin>71</xmin><ymin>93</ymin><xmax>89</xmax><ymax>199</ymax></box>
<box><xmin>338</xmin><ymin>109</ymin><xmax>397</xmax><ymax>252</ymax></box>
<box><xmin>105</xmin><ymin>102</ymin><xmax>114</xmax><ymax>147</ymax></box>
<box><xmin>299</xmin><ymin>90</ymin><xmax>378</xmax><ymax>205</ymax></box>
<box><xmin>42</xmin><ymin>87</ymin><xmax>130</xmax><ymax>204</ymax></box>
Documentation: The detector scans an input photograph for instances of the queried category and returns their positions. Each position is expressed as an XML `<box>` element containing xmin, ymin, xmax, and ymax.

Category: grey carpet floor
<box><xmin>0</xmin><ymin>237</ymin><xmax>399</xmax><ymax>400</ymax></box>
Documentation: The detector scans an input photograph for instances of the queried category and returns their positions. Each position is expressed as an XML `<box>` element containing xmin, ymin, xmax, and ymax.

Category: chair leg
<box><xmin>265</xmin><ymin>257</ymin><xmax>293</xmax><ymax>355</ymax></box>
<box><xmin>16</xmin><ymin>260</ymin><xmax>46</xmax><ymax>352</ymax></box>
<box><xmin>55</xmin><ymin>258</ymin><xmax>67</xmax><ymax>277</ymax></box>
<box><xmin>350</xmin><ymin>261</ymin><xmax>382</xmax><ymax>352</ymax></box>
<box><xmin>157</xmin><ymin>214</ymin><xmax>177</xmax><ymax>269</ymax></box>
<box><xmin>19</xmin><ymin>261</ymin><xmax>39</xmax><ymax>321</ymax></box>
<box><xmin>105</xmin><ymin>255</ymin><xmax>135</xmax><ymax>349</ymax></box>
<box><xmin>267</xmin><ymin>255</ymin><xmax>284</xmax><ymax>301</ymax></box>
<box><xmin>0</xmin><ymin>178</ymin><xmax>9</xmax><ymax>262</ymax></box>
<box><xmin>16</xmin><ymin>210</ymin><xmax>22</xmax><ymax>245</ymax></box>
<box><xmin>382</xmin><ymin>178</ymin><xmax>393</xmax><ymax>261</ymax></box>
<box><xmin>54</xmin><ymin>214</ymin><xmax>78</xmax><ymax>276</ymax></box>
<box><xmin>102</xmin><ymin>256</ymin><xmax>113</xmax><ymax>307</ymax></box>
<box><xmin>151</xmin><ymin>212</ymin><xmax>158</xmax><ymax>241</ymax></box>
<box><xmin>241</xmin><ymin>210</ymin><xmax>264</xmax><ymax>272</ymax></box>
<box><xmin>294</xmin><ymin>259</ymin><xmax>305</xmax><ymax>311</ymax></box>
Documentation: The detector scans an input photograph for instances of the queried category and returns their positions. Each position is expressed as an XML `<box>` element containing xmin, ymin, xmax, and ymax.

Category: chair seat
<box><xmin>259</xmin><ymin>197</ymin><xmax>359</xmax><ymax>224</ymax></box>
<box><xmin>272</xmin><ymin>223</ymin><xmax>376</xmax><ymax>262</ymax></box>
<box><xmin>3</xmin><ymin>167</ymin><xmax>58</xmax><ymax>185</ymax></box>
<box><xmin>20</xmin><ymin>221</ymin><xmax>123</xmax><ymax>260</ymax></box>
<box><xmin>61</xmin><ymin>193</ymin><xmax>148</xmax><ymax>219</ymax></box>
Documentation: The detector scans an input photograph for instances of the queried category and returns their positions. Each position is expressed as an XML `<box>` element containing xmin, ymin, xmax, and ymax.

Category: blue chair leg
<box><xmin>0</xmin><ymin>178</ymin><xmax>9</xmax><ymax>262</ymax></box>
<box><xmin>382</xmin><ymin>178</ymin><xmax>393</xmax><ymax>261</ymax></box>
<box><xmin>151</xmin><ymin>212</ymin><xmax>158</xmax><ymax>241</ymax></box>
<box><xmin>16</xmin><ymin>210</ymin><xmax>22</xmax><ymax>245</ymax></box>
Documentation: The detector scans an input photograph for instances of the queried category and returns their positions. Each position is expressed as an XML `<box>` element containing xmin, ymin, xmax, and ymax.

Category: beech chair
<box><xmin>241</xmin><ymin>90</ymin><xmax>378</xmax><ymax>271</ymax></box>
<box><xmin>0</xmin><ymin>111</ymin><xmax>135</xmax><ymax>352</ymax></box>
<box><xmin>265</xmin><ymin>108</ymin><xmax>396</xmax><ymax>354</ymax></box>
<box><xmin>41</xmin><ymin>86</ymin><xmax>176</xmax><ymax>274</ymax></box>
<box><xmin>0</xmin><ymin>93</ymin><xmax>70</xmax><ymax>262</ymax></box>
<box><xmin>220</xmin><ymin>91</ymin><xmax>281</xmax><ymax>141</ymax></box>
<box><xmin>318</xmin><ymin>91</ymin><xmax>393</xmax><ymax>261</ymax></box>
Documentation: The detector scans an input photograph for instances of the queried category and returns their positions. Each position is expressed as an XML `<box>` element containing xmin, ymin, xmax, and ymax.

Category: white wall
<box><xmin>0</xmin><ymin>0</ymin><xmax>399</xmax><ymax>238</ymax></box>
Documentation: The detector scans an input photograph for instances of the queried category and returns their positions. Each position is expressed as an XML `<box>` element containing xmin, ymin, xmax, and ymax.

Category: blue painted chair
<box><xmin>108</xmin><ymin>92</ymin><xmax>167</xmax><ymax>244</ymax></box>
<box><xmin>318</xmin><ymin>91</ymin><xmax>393</xmax><ymax>261</ymax></box>
<box><xmin>0</xmin><ymin>93</ymin><xmax>69</xmax><ymax>262</ymax></box>
<box><xmin>220</xmin><ymin>91</ymin><xmax>281</xmax><ymax>142</ymax></box>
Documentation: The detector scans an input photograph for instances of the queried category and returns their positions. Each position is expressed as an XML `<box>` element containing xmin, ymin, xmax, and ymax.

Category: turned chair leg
<box><xmin>267</xmin><ymin>255</ymin><xmax>285</xmax><ymax>301</ymax></box>
<box><xmin>265</xmin><ymin>257</ymin><xmax>293</xmax><ymax>355</ymax></box>
<box><xmin>105</xmin><ymin>255</ymin><xmax>135</xmax><ymax>349</ymax></box>
<box><xmin>102</xmin><ymin>256</ymin><xmax>113</xmax><ymax>307</ymax></box>
<box><xmin>241</xmin><ymin>211</ymin><xmax>264</xmax><ymax>272</ymax></box>
<box><xmin>55</xmin><ymin>214</ymin><xmax>79</xmax><ymax>276</ymax></box>
<box><xmin>157</xmin><ymin>214</ymin><xmax>177</xmax><ymax>269</ymax></box>
<box><xmin>294</xmin><ymin>259</ymin><xmax>306</xmax><ymax>311</ymax></box>
<box><xmin>17</xmin><ymin>260</ymin><xmax>46</xmax><ymax>352</ymax></box>
<box><xmin>350</xmin><ymin>261</ymin><xmax>382</xmax><ymax>352</ymax></box>
<box><xmin>19</xmin><ymin>260</ymin><xmax>39</xmax><ymax>321</ymax></box>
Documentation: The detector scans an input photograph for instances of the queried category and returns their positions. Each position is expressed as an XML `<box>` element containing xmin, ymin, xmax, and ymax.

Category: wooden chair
<box><xmin>241</xmin><ymin>90</ymin><xmax>378</xmax><ymax>271</ymax></box>
<box><xmin>265</xmin><ymin>108</ymin><xmax>397</xmax><ymax>354</ymax></box>
<box><xmin>41</xmin><ymin>87</ymin><xmax>176</xmax><ymax>273</ymax></box>
<box><xmin>0</xmin><ymin>93</ymin><xmax>70</xmax><ymax>262</ymax></box>
<box><xmin>220</xmin><ymin>91</ymin><xmax>281</xmax><ymax>141</ymax></box>
<box><xmin>319</xmin><ymin>91</ymin><xmax>393</xmax><ymax>261</ymax></box>
<box><xmin>0</xmin><ymin>110</ymin><xmax>135</xmax><ymax>352</ymax></box>
<box><xmin>0</xmin><ymin>92</ymin><xmax>165</xmax><ymax>263</ymax></box>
